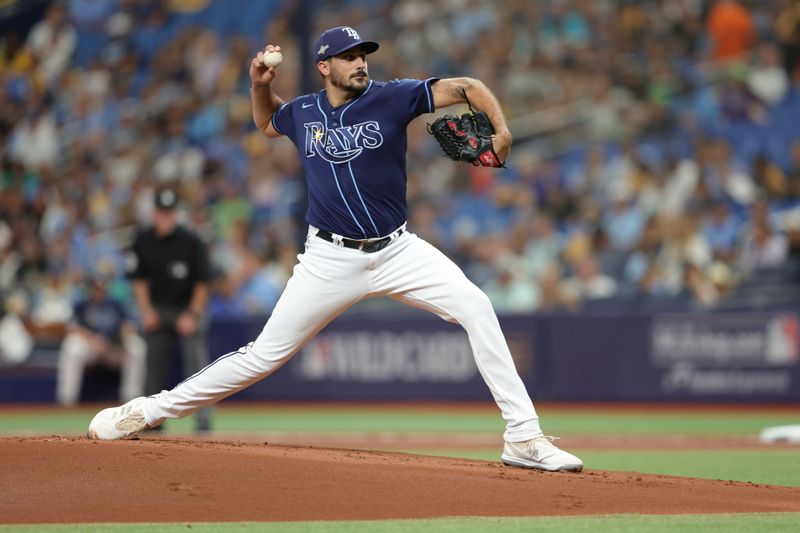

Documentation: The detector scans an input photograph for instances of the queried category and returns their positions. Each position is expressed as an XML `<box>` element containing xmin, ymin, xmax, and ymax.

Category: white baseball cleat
<box><xmin>501</xmin><ymin>436</ymin><xmax>583</xmax><ymax>472</ymax></box>
<box><xmin>87</xmin><ymin>397</ymin><xmax>150</xmax><ymax>440</ymax></box>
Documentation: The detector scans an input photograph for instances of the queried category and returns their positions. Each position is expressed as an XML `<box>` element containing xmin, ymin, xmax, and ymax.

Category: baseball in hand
<box><xmin>262</xmin><ymin>50</ymin><xmax>283</xmax><ymax>68</ymax></box>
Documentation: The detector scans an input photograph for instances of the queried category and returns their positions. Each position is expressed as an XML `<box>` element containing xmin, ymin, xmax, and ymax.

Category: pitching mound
<box><xmin>2</xmin><ymin>437</ymin><xmax>799</xmax><ymax>523</ymax></box>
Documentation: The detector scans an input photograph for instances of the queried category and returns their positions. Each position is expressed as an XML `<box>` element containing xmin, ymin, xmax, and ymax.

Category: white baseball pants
<box><xmin>143</xmin><ymin>228</ymin><xmax>542</xmax><ymax>442</ymax></box>
<box><xmin>56</xmin><ymin>331</ymin><xmax>145</xmax><ymax>406</ymax></box>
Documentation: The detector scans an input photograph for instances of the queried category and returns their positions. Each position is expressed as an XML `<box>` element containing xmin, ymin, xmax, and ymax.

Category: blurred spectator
<box><xmin>707</xmin><ymin>0</ymin><xmax>756</xmax><ymax>62</ymax></box>
<box><xmin>783</xmin><ymin>206</ymin><xmax>800</xmax><ymax>264</ymax></box>
<box><xmin>537</xmin><ymin>262</ymin><xmax>578</xmax><ymax>311</ymax></box>
<box><xmin>8</xmin><ymin>99</ymin><xmax>58</xmax><ymax>172</ymax></box>
<box><xmin>0</xmin><ymin>220</ymin><xmax>18</xmax><ymax>293</ymax></box>
<box><xmin>585</xmin><ymin>75</ymin><xmax>632</xmax><ymax>142</ymax></box>
<box><xmin>561</xmin><ymin>256</ymin><xmax>619</xmax><ymax>302</ymax></box>
<box><xmin>659</xmin><ymin>213</ymin><xmax>714</xmax><ymax>296</ymax></box>
<box><xmin>29</xmin><ymin>271</ymin><xmax>74</xmax><ymax>328</ymax></box>
<box><xmin>602</xmin><ymin>190</ymin><xmax>645</xmax><ymax>252</ymax></box>
<box><xmin>738</xmin><ymin>218</ymin><xmax>790</xmax><ymax>276</ymax></box>
<box><xmin>55</xmin><ymin>277</ymin><xmax>144</xmax><ymax>406</ymax></box>
<box><xmin>208</xmin><ymin>274</ymin><xmax>246</xmax><ymax>319</ymax></box>
<box><xmin>703</xmin><ymin>139</ymin><xmax>757</xmax><ymax>206</ymax></box>
<box><xmin>718</xmin><ymin>72</ymin><xmax>761</xmax><ymax>123</ymax></box>
<box><xmin>624</xmin><ymin>215</ymin><xmax>664</xmax><ymax>293</ymax></box>
<box><xmin>128</xmin><ymin>186</ymin><xmax>212</xmax><ymax>431</ymax></box>
<box><xmin>660</xmin><ymin>155</ymin><xmax>701</xmax><ymax>217</ymax></box>
<box><xmin>775</xmin><ymin>0</ymin><xmax>800</xmax><ymax>81</ymax></box>
<box><xmin>752</xmin><ymin>152</ymin><xmax>790</xmax><ymax>200</ymax></box>
<box><xmin>25</xmin><ymin>1</ymin><xmax>77</xmax><ymax>86</ymax></box>
<box><xmin>0</xmin><ymin>291</ymin><xmax>33</xmax><ymax>364</ymax></box>
<box><xmin>786</xmin><ymin>138</ymin><xmax>800</xmax><ymax>182</ymax></box>
<box><xmin>683</xmin><ymin>262</ymin><xmax>730</xmax><ymax>308</ymax></box>
<box><xmin>0</xmin><ymin>30</ymin><xmax>34</xmax><ymax>79</ymax></box>
<box><xmin>482</xmin><ymin>257</ymin><xmax>540</xmax><ymax>313</ymax></box>
<box><xmin>707</xmin><ymin>260</ymin><xmax>735</xmax><ymax>299</ymax></box>
<box><xmin>231</xmin><ymin>250</ymin><xmax>282</xmax><ymax>316</ymax></box>
<box><xmin>747</xmin><ymin>43</ymin><xmax>790</xmax><ymax>105</ymax></box>
<box><xmin>522</xmin><ymin>213</ymin><xmax>561</xmax><ymax>279</ymax></box>
<box><xmin>702</xmin><ymin>200</ymin><xmax>741</xmax><ymax>261</ymax></box>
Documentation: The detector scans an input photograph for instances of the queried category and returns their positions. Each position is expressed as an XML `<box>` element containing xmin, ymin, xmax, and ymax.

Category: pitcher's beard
<box><xmin>331</xmin><ymin>70</ymin><xmax>369</xmax><ymax>95</ymax></box>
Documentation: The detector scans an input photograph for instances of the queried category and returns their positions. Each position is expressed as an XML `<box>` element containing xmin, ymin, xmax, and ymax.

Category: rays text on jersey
<box><xmin>303</xmin><ymin>120</ymin><xmax>384</xmax><ymax>164</ymax></box>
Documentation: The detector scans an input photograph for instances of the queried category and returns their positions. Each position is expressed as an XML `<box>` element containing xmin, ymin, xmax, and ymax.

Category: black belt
<box><xmin>315</xmin><ymin>229</ymin><xmax>403</xmax><ymax>253</ymax></box>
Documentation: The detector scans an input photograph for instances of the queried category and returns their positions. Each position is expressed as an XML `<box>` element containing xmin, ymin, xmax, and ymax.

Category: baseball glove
<box><xmin>427</xmin><ymin>98</ymin><xmax>504</xmax><ymax>167</ymax></box>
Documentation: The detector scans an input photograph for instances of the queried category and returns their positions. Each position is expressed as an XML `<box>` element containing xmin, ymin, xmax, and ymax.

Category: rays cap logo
<box><xmin>314</xmin><ymin>26</ymin><xmax>379</xmax><ymax>62</ymax></box>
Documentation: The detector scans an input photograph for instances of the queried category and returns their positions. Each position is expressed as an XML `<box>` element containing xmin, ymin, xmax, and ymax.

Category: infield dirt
<box><xmin>2</xmin><ymin>437</ymin><xmax>800</xmax><ymax>523</ymax></box>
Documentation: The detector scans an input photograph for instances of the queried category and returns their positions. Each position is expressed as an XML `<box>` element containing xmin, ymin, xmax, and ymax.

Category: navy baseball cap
<box><xmin>154</xmin><ymin>186</ymin><xmax>179</xmax><ymax>210</ymax></box>
<box><xmin>314</xmin><ymin>26</ymin><xmax>379</xmax><ymax>62</ymax></box>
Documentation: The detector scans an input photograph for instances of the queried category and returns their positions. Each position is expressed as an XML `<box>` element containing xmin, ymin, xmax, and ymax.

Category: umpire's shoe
<box><xmin>501</xmin><ymin>436</ymin><xmax>583</xmax><ymax>472</ymax></box>
<box><xmin>87</xmin><ymin>397</ymin><xmax>150</xmax><ymax>440</ymax></box>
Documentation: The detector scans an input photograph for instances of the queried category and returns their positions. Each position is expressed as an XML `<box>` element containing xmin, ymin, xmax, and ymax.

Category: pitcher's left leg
<box><xmin>372</xmin><ymin>233</ymin><xmax>540</xmax><ymax>442</ymax></box>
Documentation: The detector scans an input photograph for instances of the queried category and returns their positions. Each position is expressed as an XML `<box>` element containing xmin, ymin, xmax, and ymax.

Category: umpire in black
<box><xmin>129</xmin><ymin>185</ymin><xmax>212</xmax><ymax>432</ymax></box>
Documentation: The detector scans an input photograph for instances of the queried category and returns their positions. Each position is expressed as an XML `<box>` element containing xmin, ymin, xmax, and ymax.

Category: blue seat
<box><xmin>724</xmin><ymin>121</ymin><xmax>765</xmax><ymax>166</ymax></box>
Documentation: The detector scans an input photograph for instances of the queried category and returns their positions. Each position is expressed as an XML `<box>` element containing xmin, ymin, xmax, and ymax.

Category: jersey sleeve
<box><xmin>389</xmin><ymin>78</ymin><xmax>439</xmax><ymax>122</ymax></box>
<box><xmin>271</xmin><ymin>100</ymin><xmax>297</xmax><ymax>141</ymax></box>
<box><xmin>127</xmin><ymin>232</ymin><xmax>147</xmax><ymax>279</ymax></box>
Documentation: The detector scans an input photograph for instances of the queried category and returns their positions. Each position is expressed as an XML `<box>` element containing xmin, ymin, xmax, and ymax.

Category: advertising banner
<box><xmin>649</xmin><ymin>313</ymin><xmax>800</xmax><ymax>399</ymax></box>
<box><xmin>5</xmin><ymin>309</ymin><xmax>800</xmax><ymax>402</ymax></box>
<box><xmin>544</xmin><ymin>312</ymin><xmax>800</xmax><ymax>401</ymax></box>
<box><xmin>206</xmin><ymin>310</ymin><xmax>800</xmax><ymax>402</ymax></box>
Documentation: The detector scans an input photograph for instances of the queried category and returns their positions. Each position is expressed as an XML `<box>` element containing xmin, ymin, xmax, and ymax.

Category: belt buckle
<box><xmin>361</xmin><ymin>238</ymin><xmax>382</xmax><ymax>253</ymax></box>
<box><xmin>359</xmin><ymin>232</ymin><xmax>398</xmax><ymax>253</ymax></box>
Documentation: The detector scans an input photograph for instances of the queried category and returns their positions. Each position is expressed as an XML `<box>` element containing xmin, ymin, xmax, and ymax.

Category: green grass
<box><xmin>0</xmin><ymin>406</ymin><xmax>502</xmax><ymax>434</ymax></box>
<box><xmin>408</xmin><ymin>448</ymin><xmax>800</xmax><ymax>487</ymax></box>
<box><xmin>2</xmin><ymin>405</ymin><xmax>799</xmax><ymax>436</ymax></box>
<box><xmin>539</xmin><ymin>411</ymin><xmax>800</xmax><ymax>436</ymax></box>
<box><xmin>2</xmin><ymin>514</ymin><xmax>800</xmax><ymax>533</ymax></box>
<box><xmin>575</xmin><ymin>449</ymin><xmax>800</xmax><ymax>487</ymax></box>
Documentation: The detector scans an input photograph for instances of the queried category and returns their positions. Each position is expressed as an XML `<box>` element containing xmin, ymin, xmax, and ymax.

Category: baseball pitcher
<box><xmin>88</xmin><ymin>26</ymin><xmax>582</xmax><ymax>472</ymax></box>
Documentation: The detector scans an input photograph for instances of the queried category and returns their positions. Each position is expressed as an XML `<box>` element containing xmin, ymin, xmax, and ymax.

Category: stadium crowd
<box><xmin>2</xmin><ymin>0</ymin><xmax>800</xmax><ymax>362</ymax></box>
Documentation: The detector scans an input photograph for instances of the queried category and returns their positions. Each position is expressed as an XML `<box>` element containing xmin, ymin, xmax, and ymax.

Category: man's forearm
<box><xmin>251</xmin><ymin>84</ymin><xmax>284</xmax><ymax>136</ymax></box>
<box><xmin>460</xmin><ymin>79</ymin><xmax>511</xmax><ymax>138</ymax></box>
<box><xmin>132</xmin><ymin>280</ymin><xmax>153</xmax><ymax>313</ymax></box>
<box><xmin>187</xmin><ymin>283</ymin><xmax>209</xmax><ymax>317</ymax></box>
<box><xmin>432</xmin><ymin>77</ymin><xmax>511</xmax><ymax>138</ymax></box>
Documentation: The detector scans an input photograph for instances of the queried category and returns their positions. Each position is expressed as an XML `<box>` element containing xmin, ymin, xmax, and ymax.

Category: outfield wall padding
<box><xmin>2</xmin><ymin>310</ymin><xmax>798</xmax><ymax>402</ymax></box>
